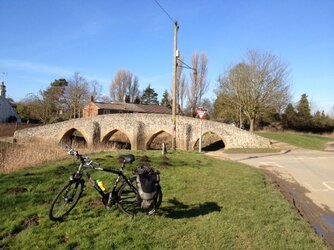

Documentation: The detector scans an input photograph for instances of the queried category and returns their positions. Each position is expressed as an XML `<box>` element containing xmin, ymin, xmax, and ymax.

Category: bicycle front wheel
<box><xmin>49</xmin><ymin>180</ymin><xmax>84</xmax><ymax>221</ymax></box>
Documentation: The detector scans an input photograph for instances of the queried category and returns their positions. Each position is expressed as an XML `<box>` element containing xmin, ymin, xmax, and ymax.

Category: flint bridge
<box><xmin>14</xmin><ymin>113</ymin><xmax>270</xmax><ymax>150</ymax></box>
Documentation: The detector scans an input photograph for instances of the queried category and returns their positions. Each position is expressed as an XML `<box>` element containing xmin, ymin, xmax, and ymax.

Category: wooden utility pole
<box><xmin>172</xmin><ymin>21</ymin><xmax>179</xmax><ymax>150</ymax></box>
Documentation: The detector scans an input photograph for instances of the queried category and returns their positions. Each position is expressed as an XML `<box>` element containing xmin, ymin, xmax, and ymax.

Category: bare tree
<box><xmin>217</xmin><ymin>50</ymin><xmax>291</xmax><ymax>131</ymax></box>
<box><xmin>100</xmin><ymin>95</ymin><xmax>111</xmax><ymax>103</ymax></box>
<box><xmin>178</xmin><ymin>73</ymin><xmax>187</xmax><ymax>114</ymax></box>
<box><xmin>172</xmin><ymin>57</ymin><xmax>188</xmax><ymax>114</ymax></box>
<box><xmin>110</xmin><ymin>69</ymin><xmax>140</xmax><ymax>102</ymax></box>
<box><xmin>21</xmin><ymin>93</ymin><xmax>50</xmax><ymax>124</ymax></box>
<box><xmin>89</xmin><ymin>80</ymin><xmax>102</xmax><ymax>101</ymax></box>
<box><xmin>65</xmin><ymin>72</ymin><xmax>90</xmax><ymax>118</ymax></box>
<box><xmin>128</xmin><ymin>76</ymin><xmax>140</xmax><ymax>102</ymax></box>
<box><xmin>187</xmin><ymin>52</ymin><xmax>209</xmax><ymax>113</ymax></box>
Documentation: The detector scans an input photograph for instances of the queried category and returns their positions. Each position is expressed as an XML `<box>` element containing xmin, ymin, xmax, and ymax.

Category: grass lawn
<box><xmin>0</xmin><ymin>150</ymin><xmax>327</xmax><ymax>249</ymax></box>
<box><xmin>256</xmin><ymin>131</ymin><xmax>333</xmax><ymax>151</ymax></box>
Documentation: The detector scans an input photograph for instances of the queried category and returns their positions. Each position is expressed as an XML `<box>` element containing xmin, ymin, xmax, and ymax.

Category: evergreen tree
<box><xmin>281</xmin><ymin>103</ymin><xmax>296</xmax><ymax>129</ymax></box>
<box><xmin>141</xmin><ymin>84</ymin><xmax>159</xmax><ymax>105</ymax></box>
<box><xmin>160</xmin><ymin>90</ymin><xmax>171</xmax><ymax>108</ymax></box>
<box><xmin>296</xmin><ymin>94</ymin><xmax>312</xmax><ymax>131</ymax></box>
<box><xmin>296</xmin><ymin>94</ymin><xmax>312</xmax><ymax>119</ymax></box>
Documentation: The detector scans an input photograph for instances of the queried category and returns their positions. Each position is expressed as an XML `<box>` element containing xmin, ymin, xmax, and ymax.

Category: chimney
<box><xmin>123</xmin><ymin>95</ymin><xmax>130</xmax><ymax>103</ymax></box>
<box><xmin>90</xmin><ymin>95</ymin><xmax>94</xmax><ymax>102</ymax></box>
<box><xmin>0</xmin><ymin>82</ymin><xmax>6</xmax><ymax>98</ymax></box>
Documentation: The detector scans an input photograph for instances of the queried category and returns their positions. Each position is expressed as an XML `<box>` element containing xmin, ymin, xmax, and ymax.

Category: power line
<box><xmin>152</xmin><ymin>0</ymin><xmax>175</xmax><ymax>23</ymax></box>
<box><xmin>177</xmin><ymin>58</ymin><xmax>196</xmax><ymax>72</ymax></box>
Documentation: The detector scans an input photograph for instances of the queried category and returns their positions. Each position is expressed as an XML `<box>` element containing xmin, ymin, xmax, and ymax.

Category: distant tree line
<box><xmin>281</xmin><ymin>94</ymin><xmax>334</xmax><ymax>133</ymax></box>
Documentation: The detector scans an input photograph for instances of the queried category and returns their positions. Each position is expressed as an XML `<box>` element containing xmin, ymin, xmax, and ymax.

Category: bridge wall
<box><xmin>14</xmin><ymin>113</ymin><xmax>270</xmax><ymax>149</ymax></box>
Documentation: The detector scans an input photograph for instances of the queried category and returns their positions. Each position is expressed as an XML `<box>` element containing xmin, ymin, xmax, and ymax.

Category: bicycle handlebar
<box><xmin>64</xmin><ymin>145</ymin><xmax>134</xmax><ymax>173</ymax></box>
<box><xmin>65</xmin><ymin>145</ymin><xmax>99</xmax><ymax>168</ymax></box>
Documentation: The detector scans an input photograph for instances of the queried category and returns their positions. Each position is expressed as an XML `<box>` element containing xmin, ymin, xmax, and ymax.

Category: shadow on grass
<box><xmin>160</xmin><ymin>198</ymin><xmax>221</xmax><ymax>219</ymax></box>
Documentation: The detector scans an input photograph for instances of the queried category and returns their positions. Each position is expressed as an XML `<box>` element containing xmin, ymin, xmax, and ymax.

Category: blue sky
<box><xmin>0</xmin><ymin>0</ymin><xmax>333</xmax><ymax>113</ymax></box>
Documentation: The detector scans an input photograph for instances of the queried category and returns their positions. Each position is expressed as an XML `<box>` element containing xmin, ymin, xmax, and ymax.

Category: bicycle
<box><xmin>49</xmin><ymin>146</ymin><xmax>162</xmax><ymax>221</ymax></box>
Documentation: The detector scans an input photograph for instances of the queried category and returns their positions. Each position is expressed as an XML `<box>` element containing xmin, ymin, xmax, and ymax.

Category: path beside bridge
<box><xmin>206</xmin><ymin>145</ymin><xmax>334</xmax><ymax>247</ymax></box>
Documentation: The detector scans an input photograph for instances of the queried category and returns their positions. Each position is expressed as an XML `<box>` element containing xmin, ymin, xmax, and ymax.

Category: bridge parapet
<box><xmin>13</xmin><ymin>113</ymin><xmax>270</xmax><ymax>150</ymax></box>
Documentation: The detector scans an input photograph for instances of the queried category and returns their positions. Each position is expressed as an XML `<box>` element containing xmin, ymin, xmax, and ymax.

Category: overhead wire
<box><xmin>152</xmin><ymin>0</ymin><xmax>175</xmax><ymax>23</ymax></box>
<box><xmin>177</xmin><ymin>58</ymin><xmax>196</xmax><ymax>72</ymax></box>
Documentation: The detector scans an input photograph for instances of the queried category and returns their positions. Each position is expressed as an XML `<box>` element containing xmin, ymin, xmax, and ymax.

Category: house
<box><xmin>0</xmin><ymin>82</ymin><xmax>21</xmax><ymax>123</ymax></box>
<box><xmin>83</xmin><ymin>97</ymin><xmax>172</xmax><ymax>118</ymax></box>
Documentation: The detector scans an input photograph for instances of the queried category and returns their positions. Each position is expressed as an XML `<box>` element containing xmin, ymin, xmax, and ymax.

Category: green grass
<box><xmin>0</xmin><ymin>150</ymin><xmax>327</xmax><ymax>249</ymax></box>
<box><xmin>256</xmin><ymin>131</ymin><xmax>333</xmax><ymax>151</ymax></box>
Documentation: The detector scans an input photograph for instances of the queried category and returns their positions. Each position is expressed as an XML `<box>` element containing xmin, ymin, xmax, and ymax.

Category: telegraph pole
<box><xmin>172</xmin><ymin>21</ymin><xmax>179</xmax><ymax>150</ymax></box>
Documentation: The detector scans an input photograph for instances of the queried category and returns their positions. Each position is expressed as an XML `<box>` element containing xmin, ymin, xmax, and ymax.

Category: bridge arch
<box><xmin>102</xmin><ymin>129</ymin><xmax>131</xmax><ymax>149</ymax></box>
<box><xmin>146</xmin><ymin>130</ymin><xmax>172</xmax><ymax>150</ymax></box>
<box><xmin>59</xmin><ymin>128</ymin><xmax>88</xmax><ymax>147</ymax></box>
<box><xmin>193</xmin><ymin>131</ymin><xmax>226</xmax><ymax>151</ymax></box>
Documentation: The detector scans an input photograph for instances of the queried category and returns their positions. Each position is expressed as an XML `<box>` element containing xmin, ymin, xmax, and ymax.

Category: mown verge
<box><xmin>256</xmin><ymin>131</ymin><xmax>333</xmax><ymax>151</ymax></box>
<box><xmin>0</xmin><ymin>150</ymin><xmax>327</xmax><ymax>249</ymax></box>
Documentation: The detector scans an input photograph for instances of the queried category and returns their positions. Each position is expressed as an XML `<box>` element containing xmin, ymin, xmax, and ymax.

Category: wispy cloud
<box><xmin>0</xmin><ymin>59</ymin><xmax>73</xmax><ymax>76</ymax></box>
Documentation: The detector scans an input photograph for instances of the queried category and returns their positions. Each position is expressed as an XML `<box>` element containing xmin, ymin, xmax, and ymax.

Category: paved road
<box><xmin>207</xmin><ymin>148</ymin><xmax>334</xmax><ymax>212</ymax></box>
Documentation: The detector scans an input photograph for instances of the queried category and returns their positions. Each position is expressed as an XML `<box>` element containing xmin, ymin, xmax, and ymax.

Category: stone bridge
<box><xmin>13</xmin><ymin>113</ymin><xmax>270</xmax><ymax>150</ymax></box>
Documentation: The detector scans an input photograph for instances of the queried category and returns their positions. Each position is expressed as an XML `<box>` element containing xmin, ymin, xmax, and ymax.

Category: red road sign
<box><xmin>196</xmin><ymin>108</ymin><xmax>208</xmax><ymax>119</ymax></box>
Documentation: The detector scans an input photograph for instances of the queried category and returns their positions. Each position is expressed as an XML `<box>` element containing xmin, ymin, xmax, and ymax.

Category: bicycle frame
<box><xmin>72</xmin><ymin>154</ymin><xmax>137</xmax><ymax>208</ymax></box>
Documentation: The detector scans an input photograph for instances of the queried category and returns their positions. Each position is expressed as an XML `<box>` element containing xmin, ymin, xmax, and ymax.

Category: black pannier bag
<box><xmin>135</xmin><ymin>165</ymin><xmax>160</xmax><ymax>209</ymax></box>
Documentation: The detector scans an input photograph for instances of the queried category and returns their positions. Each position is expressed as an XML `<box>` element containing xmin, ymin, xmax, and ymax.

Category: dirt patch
<box><xmin>262</xmin><ymin>168</ymin><xmax>334</xmax><ymax>249</ymax></box>
<box><xmin>325</xmin><ymin>142</ymin><xmax>334</xmax><ymax>152</ymax></box>
<box><xmin>88</xmin><ymin>198</ymin><xmax>104</xmax><ymax>208</ymax></box>
<box><xmin>47</xmin><ymin>187</ymin><xmax>57</xmax><ymax>192</ymax></box>
<box><xmin>21</xmin><ymin>215</ymin><xmax>39</xmax><ymax>229</ymax></box>
<box><xmin>57</xmin><ymin>234</ymin><xmax>69</xmax><ymax>244</ymax></box>
<box><xmin>11</xmin><ymin>215</ymin><xmax>39</xmax><ymax>235</ymax></box>
<box><xmin>160</xmin><ymin>155</ymin><xmax>171</xmax><ymax>169</ymax></box>
<box><xmin>6</xmin><ymin>187</ymin><xmax>28</xmax><ymax>194</ymax></box>
<box><xmin>270</xmin><ymin>139</ymin><xmax>298</xmax><ymax>151</ymax></box>
<box><xmin>139</xmin><ymin>155</ymin><xmax>150</xmax><ymax>164</ymax></box>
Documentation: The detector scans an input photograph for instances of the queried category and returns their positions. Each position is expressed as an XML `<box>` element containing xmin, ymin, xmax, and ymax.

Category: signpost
<box><xmin>196</xmin><ymin>107</ymin><xmax>208</xmax><ymax>152</ymax></box>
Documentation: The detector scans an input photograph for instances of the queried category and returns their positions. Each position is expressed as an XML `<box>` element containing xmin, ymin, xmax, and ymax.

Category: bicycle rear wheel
<box><xmin>118</xmin><ymin>177</ymin><xmax>163</xmax><ymax>216</ymax></box>
<box><xmin>117</xmin><ymin>177</ymin><xmax>138</xmax><ymax>216</ymax></box>
<box><xmin>49</xmin><ymin>180</ymin><xmax>84</xmax><ymax>221</ymax></box>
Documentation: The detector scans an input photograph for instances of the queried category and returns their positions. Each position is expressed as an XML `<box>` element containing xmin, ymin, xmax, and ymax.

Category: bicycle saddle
<box><xmin>119</xmin><ymin>154</ymin><xmax>135</xmax><ymax>164</ymax></box>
